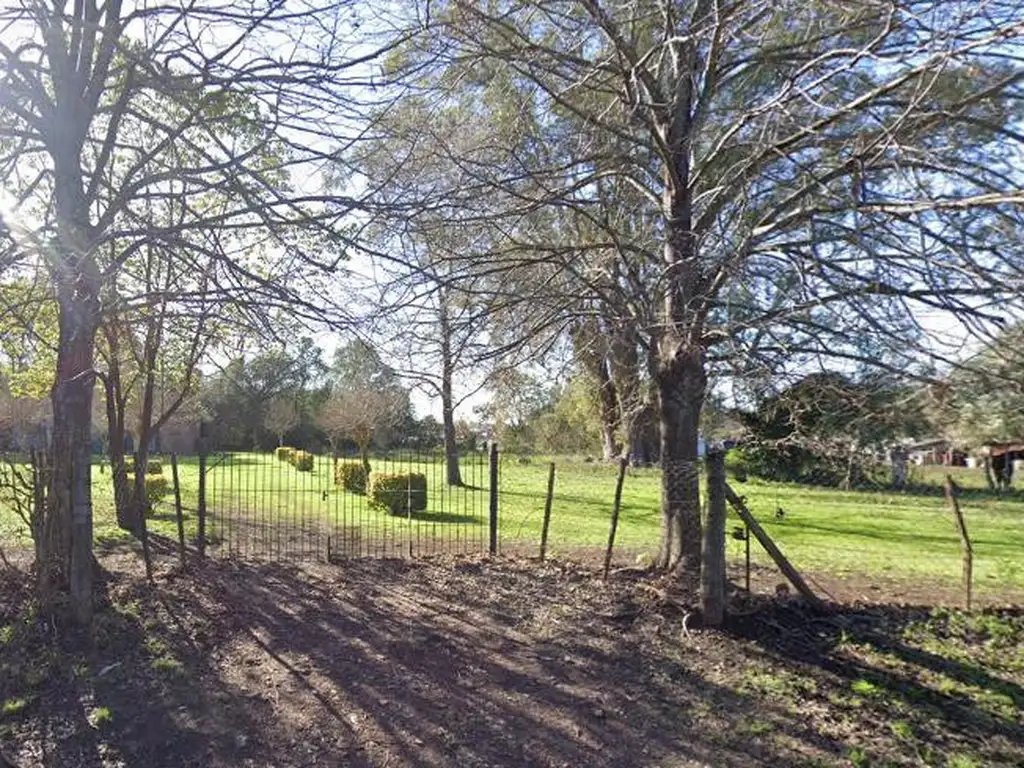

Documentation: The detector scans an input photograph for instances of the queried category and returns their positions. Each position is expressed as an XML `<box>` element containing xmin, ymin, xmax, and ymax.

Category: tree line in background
<box><xmin>2</xmin><ymin>0</ymin><xmax>1024</xmax><ymax>620</ymax></box>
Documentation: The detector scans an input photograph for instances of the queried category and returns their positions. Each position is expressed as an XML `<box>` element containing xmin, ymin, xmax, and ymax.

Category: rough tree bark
<box><xmin>656</xmin><ymin>343</ymin><xmax>706</xmax><ymax>578</ymax></box>
<box><xmin>102</xmin><ymin>323</ymin><xmax>135</xmax><ymax>532</ymax></box>
<box><xmin>41</xmin><ymin>85</ymin><xmax>103</xmax><ymax>620</ymax></box>
<box><xmin>439</xmin><ymin>290</ymin><xmax>463</xmax><ymax>486</ymax></box>
<box><xmin>42</xmin><ymin>281</ymin><xmax>100</xmax><ymax>623</ymax></box>
<box><xmin>571</xmin><ymin>320</ymin><xmax>621</xmax><ymax>461</ymax></box>
<box><xmin>130</xmin><ymin>324</ymin><xmax>161</xmax><ymax>530</ymax></box>
<box><xmin>441</xmin><ymin>377</ymin><xmax>462</xmax><ymax>486</ymax></box>
<box><xmin>594</xmin><ymin>357</ymin><xmax>620</xmax><ymax>462</ymax></box>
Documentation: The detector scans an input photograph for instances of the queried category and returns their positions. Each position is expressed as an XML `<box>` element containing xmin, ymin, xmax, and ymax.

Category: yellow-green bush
<box><xmin>334</xmin><ymin>460</ymin><xmax>368</xmax><ymax>493</ymax></box>
<box><xmin>276</xmin><ymin>446</ymin><xmax>296</xmax><ymax>463</ymax></box>
<box><xmin>368</xmin><ymin>473</ymin><xmax>427</xmax><ymax>515</ymax></box>
<box><xmin>293</xmin><ymin>450</ymin><xmax>314</xmax><ymax>472</ymax></box>
<box><xmin>129</xmin><ymin>458</ymin><xmax>163</xmax><ymax>475</ymax></box>
<box><xmin>132</xmin><ymin>475</ymin><xmax>171</xmax><ymax>510</ymax></box>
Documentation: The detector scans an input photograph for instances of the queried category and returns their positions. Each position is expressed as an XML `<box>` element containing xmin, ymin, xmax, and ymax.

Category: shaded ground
<box><xmin>0</xmin><ymin>541</ymin><xmax>1021</xmax><ymax>767</ymax></box>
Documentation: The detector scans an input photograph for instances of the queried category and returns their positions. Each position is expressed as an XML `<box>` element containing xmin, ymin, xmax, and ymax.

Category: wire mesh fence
<box><xmin>2</xmin><ymin>446</ymin><xmax>1022</xmax><ymax>608</ymax></box>
<box><xmin>201</xmin><ymin>447</ymin><xmax>494</xmax><ymax>561</ymax></box>
<box><xmin>492</xmin><ymin>455</ymin><xmax>1024</xmax><ymax>608</ymax></box>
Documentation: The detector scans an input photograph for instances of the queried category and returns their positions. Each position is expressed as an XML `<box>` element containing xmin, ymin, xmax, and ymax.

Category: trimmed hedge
<box><xmin>293</xmin><ymin>450</ymin><xmax>315</xmax><ymax>472</ymax></box>
<box><xmin>129</xmin><ymin>459</ymin><xmax>164</xmax><ymax>475</ymax></box>
<box><xmin>132</xmin><ymin>474</ymin><xmax>171</xmax><ymax>510</ymax></box>
<box><xmin>369</xmin><ymin>473</ymin><xmax>427</xmax><ymax>515</ymax></box>
<box><xmin>334</xmin><ymin>460</ymin><xmax>368</xmax><ymax>493</ymax></box>
<box><xmin>276</xmin><ymin>446</ymin><xmax>296</xmax><ymax>463</ymax></box>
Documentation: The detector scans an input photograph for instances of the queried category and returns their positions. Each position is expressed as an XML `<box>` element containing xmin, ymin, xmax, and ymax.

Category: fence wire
<box><xmin>202</xmin><ymin>448</ymin><xmax>492</xmax><ymax>561</ymax></box>
<box><xmin>1</xmin><ymin>448</ymin><xmax>1021</xmax><ymax>608</ymax></box>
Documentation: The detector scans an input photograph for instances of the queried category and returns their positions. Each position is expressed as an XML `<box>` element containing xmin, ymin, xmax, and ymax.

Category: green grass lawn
<box><xmin>2</xmin><ymin>452</ymin><xmax>1023</xmax><ymax>594</ymax></box>
<box><xmin>504</xmin><ymin>459</ymin><xmax>1024</xmax><ymax>592</ymax></box>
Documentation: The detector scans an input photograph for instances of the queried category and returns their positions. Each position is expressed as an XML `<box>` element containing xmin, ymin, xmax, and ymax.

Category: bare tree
<box><xmin>0</xmin><ymin>0</ymin><xmax>411</xmax><ymax>619</ymax></box>
<box><xmin>318</xmin><ymin>387</ymin><xmax>406</xmax><ymax>473</ymax></box>
<box><xmin>390</xmin><ymin>0</ymin><xmax>1024</xmax><ymax>582</ymax></box>
<box><xmin>264</xmin><ymin>398</ymin><xmax>300</xmax><ymax>448</ymax></box>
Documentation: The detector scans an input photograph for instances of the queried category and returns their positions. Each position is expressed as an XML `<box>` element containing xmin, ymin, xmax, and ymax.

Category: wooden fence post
<box><xmin>701</xmin><ymin>451</ymin><xmax>727</xmax><ymax>626</ymax></box>
<box><xmin>489</xmin><ymin>442</ymin><xmax>499</xmax><ymax>555</ymax></box>
<box><xmin>171</xmin><ymin>453</ymin><xmax>186</xmax><ymax>568</ymax></box>
<box><xmin>745</xmin><ymin>522</ymin><xmax>751</xmax><ymax>592</ymax></box>
<box><xmin>724</xmin><ymin>483</ymin><xmax>824</xmax><ymax>611</ymax></box>
<box><xmin>944</xmin><ymin>475</ymin><xmax>973</xmax><ymax>610</ymax></box>
<box><xmin>539</xmin><ymin>462</ymin><xmax>556</xmax><ymax>561</ymax></box>
<box><xmin>602</xmin><ymin>457</ymin><xmax>629</xmax><ymax>581</ymax></box>
<box><xmin>135</xmin><ymin>452</ymin><xmax>154</xmax><ymax>583</ymax></box>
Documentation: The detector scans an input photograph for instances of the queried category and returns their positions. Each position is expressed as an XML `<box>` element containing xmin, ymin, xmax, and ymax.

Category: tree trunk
<box><xmin>442</xmin><ymin>384</ymin><xmax>462</xmax><ymax>487</ymax></box>
<box><xmin>107</xmin><ymin>420</ymin><xmax>133</xmax><ymax>533</ymax></box>
<box><xmin>438</xmin><ymin>289</ymin><xmax>463</xmax><ymax>486</ymax></box>
<box><xmin>102</xmin><ymin>334</ymin><xmax>134</xmax><ymax>532</ymax></box>
<box><xmin>626</xmin><ymin>403</ymin><xmax>659</xmax><ymax>466</ymax></box>
<box><xmin>983</xmin><ymin>456</ymin><xmax>996</xmax><ymax>491</ymax></box>
<box><xmin>842</xmin><ymin>440</ymin><xmax>860</xmax><ymax>490</ymax></box>
<box><xmin>41</xmin><ymin>288</ymin><xmax>99</xmax><ymax>623</ymax></box>
<box><xmin>360</xmin><ymin>443</ymin><xmax>371</xmax><ymax>476</ymax></box>
<box><xmin>130</xmin><ymin>355</ymin><xmax>159</xmax><ymax>531</ymax></box>
<box><xmin>595</xmin><ymin>358</ymin><xmax>620</xmax><ymax>462</ymax></box>
<box><xmin>571</xmin><ymin>321</ymin><xmax>620</xmax><ymax>461</ymax></box>
<box><xmin>656</xmin><ymin>344</ymin><xmax>706</xmax><ymax>580</ymax></box>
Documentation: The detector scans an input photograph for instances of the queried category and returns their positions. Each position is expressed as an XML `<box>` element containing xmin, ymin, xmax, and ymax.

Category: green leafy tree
<box><xmin>739</xmin><ymin>372</ymin><xmax>929</xmax><ymax>487</ymax></box>
<box><xmin>203</xmin><ymin>340</ymin><xmax>325</xmax><ymax>451</ymax></box>
<box><xmin>943</xmin><ymin>326</ymin><xmax>1024</xmax><ymax>447</ymax></box>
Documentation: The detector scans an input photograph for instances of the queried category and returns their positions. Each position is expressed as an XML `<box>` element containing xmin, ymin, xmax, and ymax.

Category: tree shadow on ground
<box><xmin>9</xmin><ymin>545</ymin><xmax>1017</xmax><ymax>767</ymax></box>
<box><xmin>0</xmin><ymin>562</ymin><xmax>314</xmax><ymax>768</ymax></box>
<box><xmin>163</xmin><ymin>557</ymin><xmax>849</xmax><ymax>768</ymax></box>
<box><xmin>727</xmin><ymin>601</ymin><xmax>1024</xmax><ymax>760</ymax></box>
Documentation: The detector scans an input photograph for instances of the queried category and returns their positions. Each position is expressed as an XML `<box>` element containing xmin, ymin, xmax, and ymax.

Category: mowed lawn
<box><xmin>505</xmin><ymin>460</ymin><xmax>1024</xmax><ymax>593</ymax></box>
<box><xmin>2</xmin><ymin>453</ymin><xmax>1023</xmax><ymax>593</ymax></box>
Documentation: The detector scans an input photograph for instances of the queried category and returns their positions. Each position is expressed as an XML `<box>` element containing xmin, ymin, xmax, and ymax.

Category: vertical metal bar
<box><xmin>489</xmin><ymin>442</ymin><xmax>499</xmax><ymax>555</ymax></box>
<box><xmin>197</xmin><ymin>434</ymin><xmax>207</xmax><ymax>559</ymax></box>
<box><xmin>171</xmin><ymin>453</ymin><xmax>186</xmax><ymax>567</ymax></box>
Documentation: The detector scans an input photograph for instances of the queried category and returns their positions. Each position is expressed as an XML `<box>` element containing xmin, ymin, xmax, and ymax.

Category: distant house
<box><xmin>906</xmin><ymin>438</ymin><xmax>967</xmax><ymax>467</ymax></box>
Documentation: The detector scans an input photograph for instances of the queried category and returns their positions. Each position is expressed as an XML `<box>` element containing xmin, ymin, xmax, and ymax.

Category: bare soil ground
<box><xmin>0</xmin><ymin>539</ymin><xmax>1021</xmax><ymax>767</ymax></box>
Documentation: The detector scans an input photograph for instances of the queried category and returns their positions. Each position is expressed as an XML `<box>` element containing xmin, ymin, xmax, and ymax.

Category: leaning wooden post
<box><xmin>701</xmin><ymin>451</ymin><xmax>727</xmax><ymax>626</ymax></box>
<box><xmin>725</xmin><ymin>483</ymin><xmax>824</xmax><ymax>611</ymax></box>
<box><xmin>944</xmin><ymin>475</ymin><xmax>973</xmax><ymax>610</ymax></box>
<box><xmin>539</xmin><ymin>462</ymin><xmax>556</xmax><ymax>561</ymax></box>
<box><xmin>170</xmin><ymin>453</ymin><xmax>186</xmax><ymax>568</ymax></box>
<box><xmin>602</xmin><ymin>457</ymin><xmax>629</xmax><ymax>581</ymax></box>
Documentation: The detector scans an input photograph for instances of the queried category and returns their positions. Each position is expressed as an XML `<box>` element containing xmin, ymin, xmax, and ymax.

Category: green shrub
<box><xmin>369</xmin><ymin>473</ymin><xmax>427</xmax><ymax>515</ymax></box>
<box><xmin>128</xmin><ymin>458</ymin><xmax>163</xmax><ymax>475</ymax></box>
<box><xmin>293</xmin><ymin>450</ymin><xmax>314</xmax><ymax>472</ymax></box>
<box><xmin>276</xmin><ymin>446</ymin><xmax>296</xmax><ymax>463</ymax></box>
<box><xmin>334</xmin><ymin>460</ymin><xmax>368</xmax><ymax>493</ymax></box>
<box><xmin>131</xmin><ymin>475</ymin><xmax>171</xmax><ymax>510</ymax></box>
